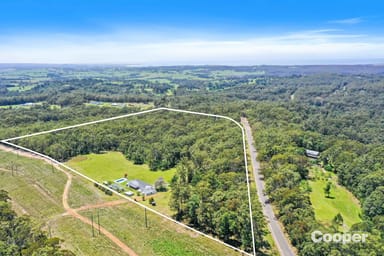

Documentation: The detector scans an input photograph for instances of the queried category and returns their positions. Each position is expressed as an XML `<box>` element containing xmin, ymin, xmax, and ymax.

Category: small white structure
<box><xmin>305</xmin><ymin>149</ymin><xmax>320</xmax><ymax>159</ymax></box>
<box><xmin>124</xmin><ymin>191</ymin><xmax>134</xmax><ymax>196</ymax></box>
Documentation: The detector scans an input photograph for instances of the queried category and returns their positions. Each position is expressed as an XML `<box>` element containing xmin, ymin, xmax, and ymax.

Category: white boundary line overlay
<box><xmin>1</xmin><ymin>107</ymin><xmax>256</xmax><ymax>256</ymax></box>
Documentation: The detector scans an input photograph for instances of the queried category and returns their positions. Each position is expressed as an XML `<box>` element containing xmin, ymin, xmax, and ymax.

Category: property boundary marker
<box><xmin>1</xmin><ymin>107</ymin><xmax>256</xmax><ymax>256</ymax></box>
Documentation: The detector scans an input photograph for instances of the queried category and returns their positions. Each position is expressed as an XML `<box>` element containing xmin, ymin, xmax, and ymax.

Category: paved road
<box><xmin>241</xmin><ymin>118</ymin><xmax>296</xmax><ymax>256</ymax></box>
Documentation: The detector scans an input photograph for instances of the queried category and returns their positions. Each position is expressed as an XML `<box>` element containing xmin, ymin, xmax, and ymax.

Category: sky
<box><xmin>0</xmin><ymin>0</ymin><xmax>383</xmax><ymax>65</ymax></box>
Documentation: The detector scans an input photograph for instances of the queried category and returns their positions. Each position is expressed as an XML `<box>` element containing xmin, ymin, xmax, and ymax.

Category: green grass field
<box><xmin>0</xmin><ymin>149</ymin><xmax>122</xmax><ymax>255</ymax></box>
<box><xmin>85</xmin><ymin>101</ymin><xmax>154</xmax><ymax>109</ymax></box>
<box><xmin>80</xmin><ymin>205</ymin><xmax>240</xmax><ymax>256</ymax></box>
<box><xmin>0</xmin><ymin>150</ymin><xmax>65</xmax><ymax>220</ymax></box>
<box><xmin>67</xmin><ymin>151</ymin><xmax>176</xmax><ymax>215</ymax></box>
<box><xmin>68</xmin><ymin>172</ymin><xmax>117</xmax><ymax>209</ymax></box>
<box><xmin>67</xmin><ymin>151</ymin><xmax>176</xmax><ymax>184</ymax></box>
<box><xmin>308</xmin><ymin>166</ymin><xmax>362</xmax><ymax>230</ymax></box>
<box><xmin>7</xmin><ymin>85</ymin><xmax>36</xmax><ymax>92</ymax></box>
<box><xmin>52</xmin><ymin>217</ymin><xmax>127</xmax><ymax>256</ymax></box>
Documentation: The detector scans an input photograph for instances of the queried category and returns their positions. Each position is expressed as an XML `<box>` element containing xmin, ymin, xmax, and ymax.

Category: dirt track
<box><xmin>0</xmin><ymin>144</ymin><xmax>138</xmax><ymax>256</ymax></box>
<box><xmin>71</xmin><ymin>199</ymin><xmax>128</xmax><ymax>212</ymax></box>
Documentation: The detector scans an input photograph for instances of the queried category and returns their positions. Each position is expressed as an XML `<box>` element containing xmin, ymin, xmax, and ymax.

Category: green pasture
<box><xmin>66</xmin><ymin>151</ymin><xmax>176</xmax><ymax>184</ymax></box>
<box><xmin>308</xmin><ymin>166</ymin><xmax>362</xmax><ymax>230</ymax></box>
<box><xmin>67</xmin><ymin>151</ymin><xmax>176</xmax><ymax>215</ymax></box>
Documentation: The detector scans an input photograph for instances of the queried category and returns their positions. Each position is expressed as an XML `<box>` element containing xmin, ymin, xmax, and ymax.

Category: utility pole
<box><xmin>10</xmin><ymin>161</ymin><xmax>15</xmax><ymax>176</ymax></box>
<box><xmin>97</xmin><ymin>210</ymin><xmax>101</xmax><ymax>235</ymax></box>
<box><xmin>91</xmin><ymin>213</ymin><xmax>95</xmax><ymax>237</ymax></box>
<box><xmin>144</xmin><ymin>208</ymin><xmax>148</xmax><ymax>228</ymax></box>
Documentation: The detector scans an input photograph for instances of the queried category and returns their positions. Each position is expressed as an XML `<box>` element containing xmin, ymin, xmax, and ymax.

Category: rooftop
<box><xmin>305</xmin><ymin>149</ymin><xmax>320</xmax><ymax>158</ymax></box>
<box><xmin>127</xmin><ymin>179</ymin><xmax>157</xmax><ymax>195</ymax></box>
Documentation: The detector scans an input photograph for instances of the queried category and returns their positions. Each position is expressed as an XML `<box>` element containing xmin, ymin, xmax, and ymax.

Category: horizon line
<box><xmin>1</xmin><ymin>62</ymin><xmax>384</xmax><ymax>67</ymax></box>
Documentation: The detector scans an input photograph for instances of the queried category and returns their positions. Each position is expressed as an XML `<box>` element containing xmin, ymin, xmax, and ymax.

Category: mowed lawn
<box><xmin>67</xmin><ymin>151</ymin><xmax>177</xmax><ymax>215</ymax></box>
<box><xmin>67</xmin><ymin>151</ymin><xmax>176</xmax><ymax>184</ymax></box>
<box><xmin>309</xmin><ymin>167</ymin><xmax>362</xmax><ymax>230</ymax></box>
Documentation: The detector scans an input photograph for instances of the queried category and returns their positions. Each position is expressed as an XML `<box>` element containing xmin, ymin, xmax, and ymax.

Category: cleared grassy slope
<box><xmin>67</xmin><ymin>151</ymin><xmax>176</xmax><ymax>184</ymax></box>
<box><xmin>81</xmin><ymin>205</ymin><xmax>241</xmax><ymax>256</ymax></box>
<box><xmin>309</xmin><ymin>166</ymin><xmax>362</xmax><ymax>230</ymax></box>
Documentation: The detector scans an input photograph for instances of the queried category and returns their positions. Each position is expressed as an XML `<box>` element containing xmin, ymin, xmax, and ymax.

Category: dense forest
<box><xmin>1</xmin><ymin>65</ymin><xmax>384</xmax><ymax>255</ymax></box>
<box><xmin>0</xmin><ymin>190</ymin><xmax>73</xmax><ymax>255</ymax></box>
<box><xmin>245</xmin><ymin>103</ymin><xmax>384</xmax><ymax>255</ymax></box>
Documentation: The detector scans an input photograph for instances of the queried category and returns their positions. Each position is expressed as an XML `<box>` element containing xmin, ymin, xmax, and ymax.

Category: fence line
<box><xmin>1</xmin><ymin>107</ymin><xmax>256</xmax><ymax>256</ymax></box>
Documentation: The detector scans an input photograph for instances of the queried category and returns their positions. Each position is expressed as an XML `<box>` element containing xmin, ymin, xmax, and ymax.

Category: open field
<box><xmin>80</xmin><ymin>205</ymin><xmax>241</xmax><ymax>256</ymax></box>
<box><xmin>0</xmin><ymin>148</ymin><xmax>241</xmax><ymax>255</ymax></box>
<box><xmin>7</xmin><ymin>85</ymin><xmax>36</xmax><ymax>92</ymax></box>
<box><xmin>211</xmin><ymin>70</ymin><xmax>265</xmax><ymax>78</ymax></box>
<box><xmin>67</xmin><ymin>171</ymin><xmax>117</xmax><ymax>209</ymax></box>
<box><xmin>308</xmin><ymin>166</ymin><xmax>362</xmax><ymax>230</ymax></box>
<box><xmin>67</xmin><ymin>151</ymin><xmax>176</xmax><ymax>184</ymax></box>
<box><xmin>0</xmin><ymin>102</ymin><xmax>61</xmax><ymax>109</ymax></box>
<box><xmin>0</xmin><ymin>150</ymin><xmax>65</xmax><ymax>219</ymax></box>
<box><xmin>86</xmin><ymin>101</ymin><xmax>154</xmax><ymax>110</ymax></box>
<box><xmin>67</xmin><ymin>151</ymin><xmax>176</xmax><ymax>215</ymax></box>
<box><xmin>0</xmin><ymin>102</ymin><xmax>42</xmax><ymax>109</ymax></box>
<box><xmin>52</xmin><ymin>217</ymin><xmax>127</xmax><ymax>256</ymax></box>
<box><xmin>0</xmin><ymin>149</ymin><xmax>125</xmax><ymax>254</ymax></box>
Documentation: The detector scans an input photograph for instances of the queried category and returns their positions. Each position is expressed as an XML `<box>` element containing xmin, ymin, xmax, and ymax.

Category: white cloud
<box><xmin>0</xmin><ymin>29</ymin><xmax>383</xmax><ymax>65</ymax></box>
<box><xmin>329</xmin><ymin>17</ymin><xmax>363</xmax><ymax>25</ymax></box>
